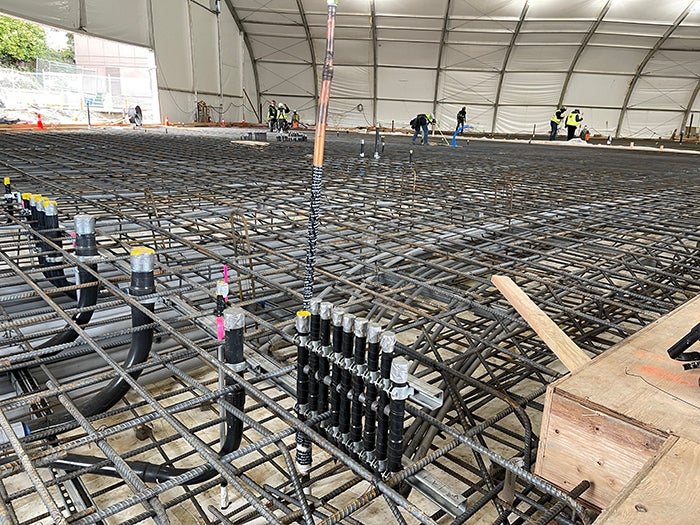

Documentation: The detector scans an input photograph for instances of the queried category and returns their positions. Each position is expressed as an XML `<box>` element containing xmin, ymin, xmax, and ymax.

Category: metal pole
<box><xmin>303</xmin><ymin>0</ymin><xmax>338</xmax><ymax>308</ymax></box>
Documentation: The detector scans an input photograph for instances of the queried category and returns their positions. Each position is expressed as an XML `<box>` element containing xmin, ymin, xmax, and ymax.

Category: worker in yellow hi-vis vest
<box><xmin>550</xmin><ymin>107</ymin><xmax>567</xmax><ymax>140</ymax></box>
<box><xmin>566</xmin><ymin>109</ymin><xmax>583</xmax><ymax>140</ymax></box>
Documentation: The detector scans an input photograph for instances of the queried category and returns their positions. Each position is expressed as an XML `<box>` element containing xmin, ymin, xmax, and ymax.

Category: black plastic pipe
<box><xmin>388</xmin><ymin>356</ymin><xmax>409</xmax><ymax>474</ymax></box>
<box><xmin>295</xmin><ymin>309</ymin><xmax>313</xmax><ymax>478</ymax></box>
<box><xmin>350</xmin><ymin>318</ymin><xmax>367</xmax><ymax>456</ymax></box>
<box><xmin>375</xmin><ymin>331</ymin><xmax>395</xmax><ymax>473</ymax></box>
<box><xmin>308</xmin><ymin>300</ymin><xmax>321</xmax><ymax>416</ymax></box>
<box><xmin>35</xmin><ymin>215</ymin><xmax>98</xmax><ymax>352</ymax></box>
<box><xmin>28</xmin><ymin>246</ymin><xmax>156</xmax><ymax>434</ymax></box>
<box><xmin>339</xmin><ymin>313</ymin><xmax>355</xmax><ymax>442</ymax></box>
<box><xmin>53</xmin><ymin>307</ymin><xmax>247</xmax><ymax>484</ymax></box>
<box><xmin>362</xmin><ymin>322</ymin><xmax>381</xmax><ymax>461</ymax></box>
<box><xmin>330</xmin><ymin>307</ymin><xmax>344</xmax><ymax>432</ymax></box>
<box><xmin>317</xmin><ymin>301</ymin><xmax>332</xmax><ymax>416</ymax></box>
<box><xmin>3</xmin><ymin>177</ymin><xmax>13</xmax><ymax>221</ymax></box>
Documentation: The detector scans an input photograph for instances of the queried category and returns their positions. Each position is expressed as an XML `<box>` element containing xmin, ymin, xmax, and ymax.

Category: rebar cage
<box><xmin>0</xmin><ymin>129</ymin><xmax>698</xmax><ymax>525</ymax></box>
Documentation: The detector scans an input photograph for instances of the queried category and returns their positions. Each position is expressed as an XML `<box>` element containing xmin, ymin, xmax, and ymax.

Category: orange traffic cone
<box><xmin>165</xmin><ymin>116</ymin><xmax>170</xmax><ymax>126</ymax></box>
<box><xmin>37</xmin><ymin>114</ymin><xmax>44</xmax><ymax>130</ymax></box>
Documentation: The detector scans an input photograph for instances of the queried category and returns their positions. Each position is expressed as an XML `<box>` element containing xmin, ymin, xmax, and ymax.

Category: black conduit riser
<box><xmin>339</xmin><ymin>313</ymin><xmax>355</xmax><ymax>441</ymax></box>
<box><xmin>330</xmin><ymin>307</ymin><xmax>344</xmax><ymax>432</ymax></box>
<box><xmin>317</xmin><ymin>302</ymin><xmax>332</xmax><ymax>418</ymax></box>
<box><xmin>28</xmin><ymin>247</ymin><xmax>156</xmax><ymax>434</ymax></box>
<box><xmin>53</xmin><ymin>307</ymin><xmax>247</xmax><ymax>484</ymax></box>
<box><xmin>294</xmin><ymin>310</ymin><xmax>312</xmax><ymax>478</ymax></box>
<box><xmin>350</xmin><ymin>318</ymin><xmax>367</xmax><ymax>456</ymax></box>
<box><xmin>36</xmin><ymin>215</ymin><xmax>98</xmax><ymax>353</ymax></box>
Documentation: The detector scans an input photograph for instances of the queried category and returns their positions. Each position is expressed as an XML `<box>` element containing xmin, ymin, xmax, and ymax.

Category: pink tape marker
<box><xmin>216</xmin><ymin>316</ymin><xmax>225</xmax><ymax>341</ymax></box>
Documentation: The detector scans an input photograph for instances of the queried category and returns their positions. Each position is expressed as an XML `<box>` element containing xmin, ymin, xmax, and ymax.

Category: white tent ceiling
<box><xmin>227</xmin><ymin>0</ymin><xmax>700</xmax><ymax>137</ymax></box>
<box><xmin>1</xmin><ymin>0</ymin><xmax>699</xmax><ymax>137</ymax></box>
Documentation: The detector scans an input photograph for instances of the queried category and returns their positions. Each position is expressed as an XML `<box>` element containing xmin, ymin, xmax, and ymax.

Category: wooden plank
<box><xmin>556</xmin><ymin>294</ymin><xmax>700</xmax><ymax>441</ymax></box>
<box><xmin>596</xmin><ymin>437</ymin><xmax>700</xmax><ymax>524</ymax></box>
<box><xmin>535</xmin><ymin>393</ymin><xmax>667</xmax><ymax>509</ymax></box>
<box><xmin>491</xmin><ymin>275</ymin><xmax>591</xmax><ymax>373</ymax></box>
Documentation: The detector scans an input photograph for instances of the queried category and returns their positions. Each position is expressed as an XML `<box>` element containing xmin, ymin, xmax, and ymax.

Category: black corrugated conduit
<box><xmin>51</xmin><ymin>307</ymin><xmax>247</xmax><ymax>484</ymax></box>
<box><xmin>375</xmin><ymin>332</ymin><xmax>395</xmax><ymax>473</ymax></box>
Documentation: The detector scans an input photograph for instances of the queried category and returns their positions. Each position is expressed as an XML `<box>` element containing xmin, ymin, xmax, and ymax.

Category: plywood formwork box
<box><xmin>535</xmin><ymin>294</ymin><xmax>700</xmax><ymax>522</ymax></box>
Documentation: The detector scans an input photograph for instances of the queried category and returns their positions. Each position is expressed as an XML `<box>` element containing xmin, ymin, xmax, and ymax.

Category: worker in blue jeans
<box><xmin>410</xmin><ymin>113</ymin><xmax>436</xmax><ymax>145</ymax></box>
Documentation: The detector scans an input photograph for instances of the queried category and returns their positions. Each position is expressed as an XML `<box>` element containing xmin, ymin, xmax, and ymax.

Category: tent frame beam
<box><xmin>491</xmin><ymin>1</ymin><xmax>529</xmax><ymax>133</ymax></box>
<box><xmin>615</xmin><ymin>1</ymin><xmax>695</xmax><ymax>138</ymax></box>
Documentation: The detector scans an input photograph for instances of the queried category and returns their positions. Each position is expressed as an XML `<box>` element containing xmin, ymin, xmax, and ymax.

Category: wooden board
<box><xmin>491</xmin><ymin>275</ymin><xmax>591</xmax><ymax>372</ymax></box>
<box><xmin>558</xmin><ymin>294</ymin><xmax>700</xmax><ymax>441</ymax></box>
<box><xmin>536</xmin><ymin>294</ymin><xmax>700</xmax><ymax>512</ymax></box>
<box><xmin>535</xmin><ymin>393</ymin><xmax>667</xmax><ymax>508</ymax></box>
<box><xmin>596</xmin><ymin>437</ymin><xmax>700</xmax><ymax>525</ymax></box>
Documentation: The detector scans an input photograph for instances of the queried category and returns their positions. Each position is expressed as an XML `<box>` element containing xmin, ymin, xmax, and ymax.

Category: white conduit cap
<box><xmin>224</xmin><ymin>307</ymin><xmax>246</xmax><ymax>331</ymax></box>
<box><xmin>309</xmin><ymin>298</ymin><xmax>321</xmax><ymax>315</ymax></box>
<box><xmin>390</xmin><ymin>357</ymin><xmax>409</xmax><ymax>385</ymax></box>
<box><xmin>43</xmin><ymin>200</ymin><xmax>58</xmax><ymax>217</ymax></box>
<box><xmin>354</xmin><ymin>317</ymin><xmax>368</xmax><ymax>338</ymax></box>
<box><xmin>74</xmin><ymin>214</ymin><xmax>96</xmax><ymax>235</ymax></box>
<box><xmin>130</xmin><ymin>247</ymin><xmax>155</xmax><ymax>273</ymax></box>
<box><xmin>296</xmin><ymin>310</ymin><xmax>311</xmax><ymax>333</ymax></box>
<box><xmin>380</xmin><ymin>331</ymin><xmax>396</xmax><ymax>354</ymax></box>
<box><xmin>367</xmin><ymin>322</ymin><xmax>383</xmax><ymax>344</ymax></box>
<box><xmin>342</xmin><ymin>313</ymin><xmax>355</xmax><ymax>333</ymax></box>
<box><xmin>331</xmin><ymin>306</ymin><xmax>345</xmax><ymax>326</ymax></box>
<box><xmin>320</xmin><ymin>301</ymin><xmax>333</xmax><ymax>320</ymax></box>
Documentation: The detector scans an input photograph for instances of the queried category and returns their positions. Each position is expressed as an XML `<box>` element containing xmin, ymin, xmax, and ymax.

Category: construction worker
<box><xmin>550</xmin><ymin>106</ymin><xmax>567</xmax><ymax>140</ymax></box>
<box><xmin>566</xmin><ymin>109</ymin><xmax>583</xmax><ymax>140</ymax></box>
<box><xmin>267</xmin><ymin>100</ymin><xmax>277</xmax><ymax>131</ymax></box>
<box><xmin>410</xmin><ymin>113</ymin><xmax>436</xmax><ymax>145</ymax></box>
<box><xmin>291</xmin><ymin>110</ymin><xmax>300</xmax><ymax>129</ymax></box>
<box><xmin>456</xmin><ymin>106</ymin><xmax>467</xmax><ymax>135</ymax></box>
<box><xmin>276</xmin><ymin>102</ymin><xmax>290</xmax><ymax>132</ymax></box>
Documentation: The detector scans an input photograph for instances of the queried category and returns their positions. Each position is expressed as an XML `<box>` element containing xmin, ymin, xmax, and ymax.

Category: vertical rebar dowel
<box><xmin>308</xmin><ymin>299</ymin><xmax>321</xmax><ymax>416</ymax></box>
<box><xmin>350</xmin><ymin>318</ymin><xmax>368</xmax><ymax>456</ymax></box>
<box><xmin>302</xmin><ymin>0</ymin><xmax>338</xmax><ymax>308</ymax></box>
<box><xmin>295</xmin><ymin>310</ymin><xmax>313</xmax><ymax>478</ymax></box>
<box><xmin>388</xmin><ymin>357</ymin><xmax>409</xmax><ymax>474</ymax></box>
<box><xmin>330</xmin><ymin>307</ymin><xmax>344</xmax><ymax>433</ymax></box>
<box><xmin>363</xmin><ymin>322</ymin><xmax>382</xmax><ymax>462</ymax></box>
<box><xmin>360</xmin><ymin>139</ymin><xmax>365</xmax><ymax>158</ymax></box>
<box><xmin>318</xmin><ymin>301</ymin><xmax>333</xmax><ymax>417</ymax></box>
<box><xmin>376</xmin><ymin>331</ymin><xmax>395</xmax><ymax>473</ymax></box>
<box><xmin>339</xmin><ymin>313</ymin><xmax>355</xmax><ymax>444</ymax></box>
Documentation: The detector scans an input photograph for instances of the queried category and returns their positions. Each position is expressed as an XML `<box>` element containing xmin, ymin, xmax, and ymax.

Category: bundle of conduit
<box><xmin>294</xmin><ymin>299</ymin><xmax>410</xmax><ymax>478</ymax></box>
<box><xmin>1</xmin><ymin>185</ymin><xmax>248</xmax><ymax>487</ymax></box>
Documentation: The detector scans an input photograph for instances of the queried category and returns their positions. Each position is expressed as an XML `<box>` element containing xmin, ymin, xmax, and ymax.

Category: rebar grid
<box><xmin>0</xmin><ymin>129</ymin><xmax>697</xmax><ymax>524</ymax></box>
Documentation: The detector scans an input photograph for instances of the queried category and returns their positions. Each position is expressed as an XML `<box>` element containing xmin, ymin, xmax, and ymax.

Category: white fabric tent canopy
<box><xmin>1</xmin><ymin>0</ymin><xmax>699</xmax><ymax>138</ymax></box>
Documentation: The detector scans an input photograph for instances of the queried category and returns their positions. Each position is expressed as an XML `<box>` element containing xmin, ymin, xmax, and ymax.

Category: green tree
<box><xmin>0</xmin><ymin>15</ymin><xmax>48</xmax><ymax>68</ymax></box>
